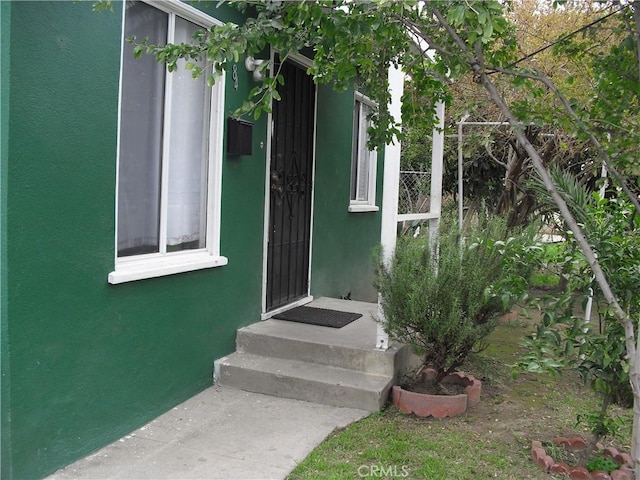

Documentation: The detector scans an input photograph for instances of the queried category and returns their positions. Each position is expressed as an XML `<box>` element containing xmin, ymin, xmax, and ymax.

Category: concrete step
<box><xmin>236</xmin><ymin>319</ymin><xmax>401</xmax><ymax>376</ymax></box>
<box><xmin>214</xmin><ymin>352</ymin><xmax>393</xmax><ymax>412</ymax></box>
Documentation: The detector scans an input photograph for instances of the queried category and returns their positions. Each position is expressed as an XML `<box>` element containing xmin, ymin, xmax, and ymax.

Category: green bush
<box><xmin>585</xmin><ymin>455</ymin><xmax>621</xmax><ymax>474</ymax></box>
<box><xmin>518</xmin><ymin>176</ymin><xmax>638</xmax><ymax>458</ymax></box>
<box><xmin>375</xmin><ymin>214</ymin><xmax>537</xmax><ymax>383</ymax></box>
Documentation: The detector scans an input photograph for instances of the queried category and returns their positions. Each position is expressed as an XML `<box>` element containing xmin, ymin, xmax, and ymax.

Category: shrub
<box><xmin>375</xmin><ymin>214</ymin><xmax>537</xmax><ymax>384</ymax></box>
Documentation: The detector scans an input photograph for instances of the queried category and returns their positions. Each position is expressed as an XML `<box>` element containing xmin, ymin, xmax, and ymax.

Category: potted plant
<box><xmin>375</xmin><ymin>213</ymin><xmax>536</xmax><ymax>417</ymax></box>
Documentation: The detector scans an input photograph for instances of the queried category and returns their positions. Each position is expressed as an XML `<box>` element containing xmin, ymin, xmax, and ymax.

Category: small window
<box><xmin>349</xmin><ymin>92</ymin><xmax>379</xmax><ymax>213</ymax></box>
<box><xmin>109</xmin><ymin>0</ymin><xmax>227</xmax><ymax>284</ymax></box>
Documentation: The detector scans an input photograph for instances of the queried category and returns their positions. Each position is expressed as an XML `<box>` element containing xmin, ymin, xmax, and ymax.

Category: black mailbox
<box><xmin>226</xmin><ymin>117</ymin><xmax>253</xmax><ymax>156</ymax></box>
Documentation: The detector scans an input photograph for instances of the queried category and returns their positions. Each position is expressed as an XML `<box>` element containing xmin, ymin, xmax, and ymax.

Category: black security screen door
<box><xmin>266</xmin><ymin>59</ymin><xmax>316</xmax><ymax>311</ymax></box>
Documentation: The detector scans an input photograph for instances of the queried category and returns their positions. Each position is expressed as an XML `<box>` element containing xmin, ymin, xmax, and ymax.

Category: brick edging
<box><xmin>531</xmin><ymin>439</ymin><xmax>634</xmax><ymax>480</ymax></box>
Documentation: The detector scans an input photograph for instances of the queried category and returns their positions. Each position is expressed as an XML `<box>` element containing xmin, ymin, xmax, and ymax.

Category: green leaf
<box><xmin>481</xmin><ymin>21</ymin><xmax>494</xmax><ymax>44</ymax></box>
<box><xmin>526</xmin><ymin>361</ymin><xmax>543</xmax><ymax>373</ymax></box>
<box><xmin>477</xmin><ymin>8</ymin><xmax>488</xmax><ymax>26</ymax></box>
<box><xmin>447</xmin><ymin>5</ymin><xmax>466</xmax><ymax>27</ymax></box>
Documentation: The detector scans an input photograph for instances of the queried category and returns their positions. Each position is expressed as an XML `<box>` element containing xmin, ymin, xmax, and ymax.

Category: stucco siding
<box><xmin>4</xmin><ymin>2</ymin><xmax>265</xmax><ymax>478</ymax></box>
<box><xmin>311</xmin><ymin>84</ymin><xmax>383</xmax><ymax>303</ymax></box>
<box><xmin>3</xmin><ymin>3</ymin><xmax>383</xmax><ymax>478</ymax></box>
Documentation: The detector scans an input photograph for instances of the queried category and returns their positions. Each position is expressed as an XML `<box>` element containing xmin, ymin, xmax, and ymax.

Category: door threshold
<box><xmin>261</xmin><ymin>295</ymin><xmax>314</xmax><ymax>321</ymax></box>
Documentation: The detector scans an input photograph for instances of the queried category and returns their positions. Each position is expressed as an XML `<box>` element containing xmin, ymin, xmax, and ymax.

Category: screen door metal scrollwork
<box><xmin>266</xmin><ymin>59</ymin><xmax>316</xmax><ymax>312</ymax></box>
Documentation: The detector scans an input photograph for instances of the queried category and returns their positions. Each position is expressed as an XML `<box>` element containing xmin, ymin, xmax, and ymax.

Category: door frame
<box><xmin>260</xmin><ymin>51</ymin><xmax>318</xmax><ymax>320</ymax></box>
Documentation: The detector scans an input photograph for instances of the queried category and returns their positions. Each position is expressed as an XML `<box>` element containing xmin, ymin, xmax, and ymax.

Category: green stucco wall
<box><xmin>3</xmin><ymin>3</ymin><xmax>382</xmax><ymax>478</ymax></box>
<box><xmin>2</xmin><ymin>2</ymin><xmax>12</xmax><ymax>479</ymax></box>
<box><xmin>311</xmin><ymin>84</ymin><xmax>383</xmax><ymax>303</ymax></box>
<box><xmin>3</xmin><ymin>2</ymin><xmax>266</xmax><ymax>478</ymax></box>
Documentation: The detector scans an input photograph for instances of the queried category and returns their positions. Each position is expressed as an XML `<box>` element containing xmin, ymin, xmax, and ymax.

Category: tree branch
<box><xmin>429</xmin><ymin>5</ymin><xmax>482</xmax><ymax>72</ymax></box>
<box><xmin>490</xmin><ymin>65</ymin><xmax>640</xmax><ymax>216</ymax></box>
<box><xmin>484</xmin><ymin>142</ymin><xmax>508</xmax><ymax>169</ymax></box>
<box><xmin>393</xmin><ymin>13</ymin><xmax>457</xmax><ymax>60</ymax></box>
<box><xmin>631</xmin><ymin>1</ymin><xmax>640</xmax><ymax>84</ymax></box>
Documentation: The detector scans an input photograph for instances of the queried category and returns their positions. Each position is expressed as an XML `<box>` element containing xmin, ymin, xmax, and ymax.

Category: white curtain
<box><xmin>166</xmin><ymin>17</ymin><xmax>209</xmax><ymax>249</ymax></box>
<box><xmin>117</xmin><ymin>2</ymin><xmax>209</xmax><ymax>256</ymax></box>
<box><xmin>118</xmin><ymin>1</ymin><xmax>167</xmax><ymax>256</ymax></box>
<box><xmin>355</xmin><ymin>101</ymin><xmax>372</xmax><ymax>202</ymax></box>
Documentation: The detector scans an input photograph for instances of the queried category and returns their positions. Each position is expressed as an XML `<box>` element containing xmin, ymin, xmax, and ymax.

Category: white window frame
<box><xmin>348</xmin><ymin>91</ymin><xmax>379</xmax><ymax>213</ymax></box>
<box><xmin>108</xmin><ymin>0</ymin><xmax>227</xmax><ymax>285</ymax></box>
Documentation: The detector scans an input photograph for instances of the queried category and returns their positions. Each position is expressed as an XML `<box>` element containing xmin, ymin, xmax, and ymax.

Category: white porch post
<box><xmin>376</xmin><ymin>92</ymin><xmax>446</xmax><ymax>349</ymax></box>
<box><xmin>429</xmin><ymin>101</ymin><xmax>445</xmax><ymax>238</ymax></box>
<box><xmin>376</xmin><ymin>64</ymin><xmax>404</xmax><ymax>350</ymax></box>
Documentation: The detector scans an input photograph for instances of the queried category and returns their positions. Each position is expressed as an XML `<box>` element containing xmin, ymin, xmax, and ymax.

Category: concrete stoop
<box><xmin>214</xmin><ymin>298</ymin><xmax>415</xmax><ymax>412</ymax></box>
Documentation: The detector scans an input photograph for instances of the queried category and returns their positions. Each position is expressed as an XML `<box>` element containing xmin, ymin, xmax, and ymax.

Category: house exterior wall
<box><xmin>312</xmin><ymin>84</ymin><xmax>383</xmax><ymax>303</ymax></box>
<box><xmin>2</xmin><ymin>2</ymin><xmax>384</xmax><ymax>479</ymax></box>
<box><xmin>1</xmin><ymin>1</ymin><xmax>12</xmax><ymax>477</ymax></box>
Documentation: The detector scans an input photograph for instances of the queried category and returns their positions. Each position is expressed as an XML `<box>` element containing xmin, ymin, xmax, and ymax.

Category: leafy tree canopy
<box><xmin>120</xmin><ymin>0</ymin><xmax>640</xmax><ymax>182</ymax></box>
<box><xmin>128</xmin><ymin>0</ymin><xmax>516</xmax><ymax>147</ymax></box>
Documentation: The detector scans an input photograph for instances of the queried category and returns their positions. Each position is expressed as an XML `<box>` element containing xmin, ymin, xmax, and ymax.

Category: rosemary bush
<box><xmin>376</xmin><ymin>214</ymin><xmax>536</xmax><ymax>383</ymax></box>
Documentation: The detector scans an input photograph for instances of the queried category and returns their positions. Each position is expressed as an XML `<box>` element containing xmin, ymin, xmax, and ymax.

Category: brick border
<box><xmin>531</xmin><ymin>438</ymin><xmax>634</xmax><ymax>480</ymax></box>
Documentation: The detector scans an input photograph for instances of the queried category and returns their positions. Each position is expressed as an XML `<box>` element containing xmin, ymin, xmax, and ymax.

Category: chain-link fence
<box><xmin>398</xmin><ymin>170</ymin><xmax>431</xmax><ymax>214</ymax></box>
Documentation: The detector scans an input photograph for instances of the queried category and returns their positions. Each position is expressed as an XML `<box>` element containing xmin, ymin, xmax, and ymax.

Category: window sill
<box><xmin>108</xmin><ymin>252</ymin><xmax>228</xmax><ymax>284</ymax></box>
<box><xmin>348</xmin><ymin>204</ymin><xmax>380</xmax><ymax>213</ymax></box>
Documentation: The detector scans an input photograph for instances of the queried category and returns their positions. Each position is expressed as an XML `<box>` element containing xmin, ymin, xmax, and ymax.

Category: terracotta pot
<box><xmin>391</xmin><ymin>368</ymin><xmax>481</xmax><ymax>418</ymax></box>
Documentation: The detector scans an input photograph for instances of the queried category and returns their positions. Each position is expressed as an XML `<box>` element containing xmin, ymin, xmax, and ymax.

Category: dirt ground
<box><xmin>447</xmin><ymin>301</ymin><xmax>633</xmax><ymax>479</ymax></box>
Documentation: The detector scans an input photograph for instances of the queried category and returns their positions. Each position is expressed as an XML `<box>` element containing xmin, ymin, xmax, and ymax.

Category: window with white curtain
<box><xmin>109</xmin><ymin>0</ymin><xmax>227</xmax><ymax>284</ymax></box>
<box><xmin>349</xmin><ymin>92</ymin><xmax>379</xmax><ymax>213</ymax></box>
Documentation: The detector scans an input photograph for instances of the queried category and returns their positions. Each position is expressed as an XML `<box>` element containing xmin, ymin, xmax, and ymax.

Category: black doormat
<box><xmin>273</xmin><ymin>306</ymin><xmax>362</xmax><ymax>328</ymax></box>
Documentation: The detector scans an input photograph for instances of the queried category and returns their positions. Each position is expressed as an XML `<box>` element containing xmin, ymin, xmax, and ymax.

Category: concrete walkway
<box><xmin>47</xmin><ymin>385</ymin><xmax>369</xmax><ymax>480</ymax></box>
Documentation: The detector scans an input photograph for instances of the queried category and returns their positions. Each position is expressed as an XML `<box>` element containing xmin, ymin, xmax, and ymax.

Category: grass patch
<box><xmin>288</xmin><ymin>411</ymin><xmax>542</xmax><ymax>480</ymax></box>
<box><xmin>287</xmin><ymin>308</ymin><xmax>633</xmax><ymax>480</ymax></box>
<box><xmin>530</xmin><ymin>272</ymin><xmax>560</xmax><ymax>288</ymax></box>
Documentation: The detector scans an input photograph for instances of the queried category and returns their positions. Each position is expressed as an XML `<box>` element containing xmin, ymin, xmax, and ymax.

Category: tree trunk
<box><xmin>633</xmin><ymin>331</ymin><xmax>640</xmax><ymax>474</ymax></box>
<box><xmin>494</xmin><ymin>130</ymin><xmax>539</xmax><ymax>227</ymax></box>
